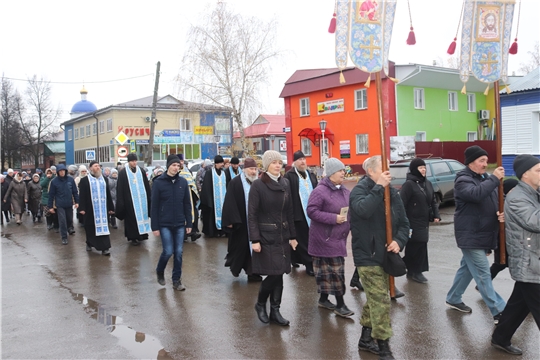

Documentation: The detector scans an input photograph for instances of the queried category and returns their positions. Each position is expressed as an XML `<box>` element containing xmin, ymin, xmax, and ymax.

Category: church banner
<box><xmin>459</xmin><ymin>0</ymin><xmax>515</xmax><ymax>87</ymax></box>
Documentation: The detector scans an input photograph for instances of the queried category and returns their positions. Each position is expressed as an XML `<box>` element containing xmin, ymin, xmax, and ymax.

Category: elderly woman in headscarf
<box><xmin>399</xmin><ymin>158</ymin><xmax>440</xmax><ymax>283</ymax></box>
<box><xmin>3</xmin><ymin>172</ymin><xmax>27</xmax><ymax>225</ymax></box>
<box><xmin>75</xmin><ymin>165</ymin><xmax>88</xmax><ymax>226</ymax></box>
<box><xmin>27</xmin><ymin>173</ymin><xmax>43</xmax><ymax>222</ymax></box>
<box><xmin>107</xmin><ymin>168</ymin><xmax>119</xmax><ymax>228</ymax></box>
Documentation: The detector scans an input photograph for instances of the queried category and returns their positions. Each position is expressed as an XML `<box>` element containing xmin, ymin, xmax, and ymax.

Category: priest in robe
<box><xmin>116</xmin><ymin>153</ymin><xmax>152</xmax><ymax>246</ymax></box>
<box><xmin>78</xmin><ymin>161</ymin><xmax>115</xmax><ymax>256</ymax></box>
<box><xmin>222</xmin><ymin>158</ymin><xmax>262</xmax><ymax>281</ymax></box>
<box><xmin>225</xmin><ymin>156</ymin><xmax>242</xmax><ymax>187</ymax></box>
<box><xmin>284</xmin><ymin>150</ymin><xmax>318</xmax><ymax>275</ymax></box>
<box><xmin>178</xmin><ymin>153</ymin><xmax>202</xmax><ymax>241</ymax></box>
<box><xmin>200</xmin><ymin>155</ymin><xmax>227</xmax><ymax>238</ymax></box>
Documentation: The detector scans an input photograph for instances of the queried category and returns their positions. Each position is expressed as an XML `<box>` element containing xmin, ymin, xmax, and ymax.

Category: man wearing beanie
<box><xmin>200</xmin><ymin>155</ymin><xmax>227</xmax><ymax>237</ymax></box>
<box><xmin>151</xmin><ymin>154</ymin><xmax>193</xmax><ymax>291</ymax></box>
<box><xmin>446</xmin><ymin>146</ymin><xmax>507</xmax><ymax>324</ymax></box>
<box><xmin>284</xmin><ymin>150</ymin><xmax>318</xmax><ymax>276</ymax></box>
<box><xmin>225</xmin><ymin>156</ymin><xmax>242</xmax><ymax>187</ymax></box>
<box><xmin>116</xmin><ymin>153</ymin><xmax>152</xmax><ymax>246</ymax></box>
<box><xmin>177</xmin><ymin>154</ymin><xmax>202</xmax><ymax>241</ymax></box>
<box><xmin>222</xmin><ymin>157</ymin><xmax>262</xmax><ymax>281</ymax></box>
<box><xmin>491</xmin><ymin>155</ymin><xmax>540</xmax><ymax>355</ymax></box>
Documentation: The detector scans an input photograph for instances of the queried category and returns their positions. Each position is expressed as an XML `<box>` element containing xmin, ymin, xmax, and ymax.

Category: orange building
<box><xmin>279</xmin><ymin>64</ymin><xmax>397</xmax><ymax>170</ymax></box>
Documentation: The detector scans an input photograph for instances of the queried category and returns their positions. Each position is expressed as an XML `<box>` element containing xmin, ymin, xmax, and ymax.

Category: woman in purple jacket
<box><xmin>307</xmin><ymin>158</ymin><xmax>353</xmax><ymax>318</ymax></box>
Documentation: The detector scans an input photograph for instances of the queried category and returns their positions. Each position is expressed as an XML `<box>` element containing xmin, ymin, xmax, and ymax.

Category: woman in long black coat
<box><xmin>1</xmin><ymin>176</ymin><xmax>11</xmax><ymax>224</ymax></box>
<box><xmin>27</xmin><ymin>174</ymin><xmax>42</xmax><ymax>222</ymax></box>
<box><xmin>399</xmin><ymin>158</ymin><xmax>441</xmax><ymax>283</ymax></box>
<box><xmin>248</xmin><ymin>150</ymin><xmax>297</xmax><ymax>326</ymax></box>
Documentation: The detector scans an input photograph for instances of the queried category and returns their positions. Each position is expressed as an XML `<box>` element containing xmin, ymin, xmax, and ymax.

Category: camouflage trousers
<box><xmin>357</xmin><ymin>266</ymin><xmax>393</xmax><ymax>340</ymax></box>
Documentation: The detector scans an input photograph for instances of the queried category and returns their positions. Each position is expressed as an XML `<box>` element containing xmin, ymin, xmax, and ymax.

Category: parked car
<box><xmin>389</xmin><ymin>158</ymin><xmax>466</xmax><ymax>204</ymax></box>
<box><xmin>188</xmin><ymin>160</ymin><xmax>207</xmax><ymax>178</ymax></box>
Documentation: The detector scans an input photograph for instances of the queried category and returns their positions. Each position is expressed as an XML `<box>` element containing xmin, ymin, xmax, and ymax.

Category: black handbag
<box><xmin>383</xmin><ymin>251</ymin><xmax>407</xmax><ymax>277</ymax></box>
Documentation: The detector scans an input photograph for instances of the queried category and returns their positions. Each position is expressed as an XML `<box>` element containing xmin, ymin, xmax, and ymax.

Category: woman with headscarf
<box><xmin>1</xmin><ymin>175</ymin><xmax>11</xmax><ymax>224</ymax></box>
<box><xmin>3</xmin><ymin>172</ymin><xmax>27</xmax><ymax>225</ymax></box>
<box><xmin>27</xmin><ymin>173</ymin><xmax>42</xmax><ymax>222</ymax></box>
<box><xmin>108</xmin><ymin>168</ymin><xmax>119</xmax><ymax>229</ymax></box>
<box><xmin>399</xmin><ymin>158</ymin><xmax>441</xmax><ymax>283</ymax></box>
<box><xmin>75</xmin><ymin>165</ymin><xmax>88</xmax><ymax>226</ymax></box>
<box><xmin>249</xmin><ymin>150</ymin><xmax>297</xmax><ymax>326</ymax></box>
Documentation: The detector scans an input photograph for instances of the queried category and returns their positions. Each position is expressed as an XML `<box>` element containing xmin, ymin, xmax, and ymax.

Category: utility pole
<box><xmin>145</xmin><ymin>61</ymin><xmax>161</xmax><ymax>166</ymax></box>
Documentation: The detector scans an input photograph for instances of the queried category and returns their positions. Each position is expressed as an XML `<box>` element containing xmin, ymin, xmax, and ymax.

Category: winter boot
<box><xmin>269</xmin><ymin>286</ymin><xmax>290</xmax><ymax>326</ymax></box>
<box><xmin>358</xmin><ymin>327</ymin><xmax>379</xmax><ymax>354</ymax></box>
<box><xmin>377</xmin><ymin>339</ymin><xmax>395</xmax><ymax>360</ymax></box>
<box><xmin>254</xmin><ymin>286</ymin><xmax>271</xmax><ymax>323</ymax></box>
<box><xmin>350</xmin><ymin>270</ymin><xmax>364</xmax><ymax>290</ymax></box>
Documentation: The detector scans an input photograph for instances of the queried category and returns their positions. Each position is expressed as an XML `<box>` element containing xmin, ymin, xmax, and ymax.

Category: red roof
<box><xmin>234</xmin><ymin>115</ymin><xmax>285</xmax><ymax>138</ymax></box>
<box><xmin>279</xmin><ymin>63</ymin><xmax>395</xmax><ymax>98</ymax></box>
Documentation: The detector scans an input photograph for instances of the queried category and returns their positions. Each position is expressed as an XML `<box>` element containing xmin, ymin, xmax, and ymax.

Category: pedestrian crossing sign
<box><xmin>86</xmin><ymin>150</ymin><xmax>95</xmax><ymax>161</ymax></box>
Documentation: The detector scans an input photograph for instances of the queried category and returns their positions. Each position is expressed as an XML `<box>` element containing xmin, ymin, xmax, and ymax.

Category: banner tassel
<box><xmin>509</xmin><ymin>0</ymin><xmax>521</xmax><ymax>54</ymax></box>
<box><xmin>505</xmin><ymin>83</ymin><xmax>512</xmax><ymax>94</ymax></box>
<box><xmin>461</xmin><ymin>84</ymin><xmax>466</xmax><ymax>94</ymax></box>
<box><xmin>387</xmin><ymin>76</ymin><xmax>399</xmax><ymax>83</ymax></box>
<box><xmin>447</xmin><ymin>38</ymin><xmax>457</xmax><ymax>55</ymax></box>
<box><xmin>484</xmin><ymin>85</ymin><xmax>490</xmax><ymax>96</ymax></box>
<box><xmin>339</xmin><ymin>70</ymin><xmax>346</xmax><ymax>84</ymax></box>
<box><xmin>364</xmin><ymin>74</ymin><xmax>371</xmax><ymax>88</ymax></box>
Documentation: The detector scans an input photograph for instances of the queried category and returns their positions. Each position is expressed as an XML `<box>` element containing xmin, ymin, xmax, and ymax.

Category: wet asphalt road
<box><xmin>2</xmin><ymin>185</ymin><xmax>539</xmax><ymax>359</ymax></box>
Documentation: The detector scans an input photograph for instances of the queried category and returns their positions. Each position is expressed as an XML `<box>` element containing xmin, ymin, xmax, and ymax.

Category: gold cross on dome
<box><xmin>479</xmin><ymin>51</ymin><xmax>498</xmax><ymax>73</ymax></box>
<box><xmin>360</xmin><ymin>35</ymin><xmax>381</xmax><ymax>60</ymax></box>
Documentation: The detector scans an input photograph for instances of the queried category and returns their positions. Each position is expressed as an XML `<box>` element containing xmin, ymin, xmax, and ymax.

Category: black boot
<box><xmin>350</xmin><ymin>270</ymin><xmax>364</xmax><ymax>290</ymax></box>
<box><xmin>391</xmin><ymin>287</ymin><xmax>405</xmax><ymax>300</ymax></box>
<box><xmin>358</xmin><ymin>327</ymin><xmax>379</xmax><ymax>354</ymax></box>
<box><xmin>156</xmin><ymin>271</ymin><xmax>165</xmax><ymax>286</ymax></box>
<box><xmin>377</xmin><ymin>339</ymin><xmax>395</xmax><ymax>360</ymax></box>
<box><xmin>269</xmin><ymin>286</ymin><xmax>290</xmax><ymax>326</ymax></box>
<box><xmin>255</xmin><ymin>287</ymin><xmax>271</xmax><ymax>324</ymax></box>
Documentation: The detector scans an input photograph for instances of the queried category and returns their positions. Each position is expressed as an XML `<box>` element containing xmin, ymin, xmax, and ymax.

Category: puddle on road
<box><xmin>72</xmin><ymin>293</ymin><xmax>173</xmax><ymax>359</ymax></box>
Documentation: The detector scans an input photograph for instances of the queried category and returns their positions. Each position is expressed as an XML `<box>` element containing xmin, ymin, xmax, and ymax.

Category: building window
<box><xmin>414</xmin><ymin>88</ymin><xmax>425</xmax><ymax>109</ymax></box>
<box><xmin>355</xmin><ymin>88</ymin><xmax>368</xmax><ymax>110</ymax></box>
<box><xmin>448</xmin><ymin>91</ymin><xmax>458</xmax><ymax>111</ymax></box>
<box><xmin>301</xmin><ymin>138</ymin><xmax>312</xmax><ymax>156</ymax></box>
<box><xmin>74</xmin><ymin>128</ymin><xmax>79</xmax><ymax>140</ymax></box>
<box><xmin>467</xmin><ymin>131</ymin><xmax>478</xmax><ymax>141</ymax></box>
<box><xmin>67</xmin><ymin>129</ymin><xmax>73</xmax><ymax>141</ymax></box>
<box><xmin>356</xmin><ymin>134</ymin><xmax>369</xmax><ymax>154</ymax></box>
<box><xmin>467</xmin><ymin>93</ymin><xmax>476</xmax><ymax>112</ymax></box>
<box><xmin>99</xmin><ymin>120</ymin><xmax>105</xmax><ymax>134</ymax></box>
<box><xmin>415</xmin><ymin>131</ymin><xmax>426</xmax><ymax>141</ymax></box>
<box><xmin>80</xmin><ymin>126</ymin><xmax>85</xmax><ymax>138</ymax></box>
<box><xmin>86</xmin><ymin>124</ymin><xmax>91</xmax><ymax>137</ymax></box>
<box><xmin>180</xmin><ymin>118</ymin><xmax>191</xmax><ymax>131</ymax></box>
<box><xmin>92</xmin><ymin>123</ymin><xmax>97</xmax><ymax>135</ymax></box>
<box><xmin>107</xmin><ymin>118</ymin><xmax>113</xmax><ymax>132</ymax></box>
<box><xmin>300</xmin><ymin>98</ymin><xmax>310</xmax><ymax>117</ymax></box>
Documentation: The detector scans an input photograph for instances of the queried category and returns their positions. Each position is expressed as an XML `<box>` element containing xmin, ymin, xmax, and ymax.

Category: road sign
<box><xmin>129</xmin><ymin>139</ymin><xmax>136</xmax><ymax>152</ymax></box>
<box><xmin>279</xmin><ymin>140</ymin><xmax>287</xmax><ymax>151</ymax></box>
<box><xmin>117</xmin><ymin>146</ymin><xmax>128</xmax><ymax>157</ymax></box>
<box><xmin>283</xmin><ymin>127</ymin><xmax>291</xmax><ymax>133</ymax></box>
<box><xmin>85</xmin><ymin>150</ymin><xmax>95</xmax><ymax>161</ymax></box>
<box><xmin>115</xmin><ymin>131</ymin><xmax>129</xmax><ymax>145</ymax></box>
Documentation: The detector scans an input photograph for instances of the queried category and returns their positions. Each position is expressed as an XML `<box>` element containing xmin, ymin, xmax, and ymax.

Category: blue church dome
<box><xmin>70</xmin><ymin>86</ymin><xmax>97</xmax><ymax>114</ymax></box>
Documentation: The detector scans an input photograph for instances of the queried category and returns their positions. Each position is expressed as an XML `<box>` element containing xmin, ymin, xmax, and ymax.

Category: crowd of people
<box><xmin>2</xmin><ymin>145</ymin><xmax>539</xmax><ymax>359</ymax></box>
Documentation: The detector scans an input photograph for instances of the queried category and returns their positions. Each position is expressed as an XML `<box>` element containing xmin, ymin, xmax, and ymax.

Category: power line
<box><xmin>2</xmin><ymin>73</ymin><xmax>155</xmax><ymax>84</ymax></box>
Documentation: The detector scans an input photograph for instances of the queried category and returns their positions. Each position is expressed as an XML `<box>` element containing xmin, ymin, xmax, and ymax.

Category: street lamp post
<box><xmin>270</xmin><ymin>134</ymin><xmax>276</xmax><ymax>151</ymax></box>
<box><xmin>214</xmin><ymin>135</ymin><xmax>221</xmax><ymax>157</ymax></box>
<box><xmin>319</xmin><ymin>120</ymin><xmax>327</xmax><ymax>167</ymax></box>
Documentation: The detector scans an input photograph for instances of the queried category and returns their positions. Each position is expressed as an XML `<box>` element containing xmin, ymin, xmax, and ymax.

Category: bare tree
<box><xmin>435</xmin><ymin>56</ymin><xmax>460</xmax><ymax>69</ymax></box>
<box><xmin>518</xmin><ymin>41</ymin><xmax>540</xmax><ymax>75</ymax></box>
<box><xmin>17</xmin><ymin>76</ymin><xmax>62</xmax><ymax>169</ymax></box>
<box><xmin>175</xmin><ymin>1</ymin><xmax>281</xmax><ymax>155</ymax></box>
<box><xmin>1</xmin><ymin>76</ymin><xmax>25</xmax><ymax>171</ymax></box>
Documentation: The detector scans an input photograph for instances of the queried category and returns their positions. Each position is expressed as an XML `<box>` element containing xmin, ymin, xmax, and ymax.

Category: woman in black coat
<box><xmin>399</xmin><ymin>158</ymin><xmax>440</xmax><ymax>283</ymax></box>
<box><xmin>248</xmin><ymin>150</ymin><xmax>297</xmax><ymax>326</ymax></box>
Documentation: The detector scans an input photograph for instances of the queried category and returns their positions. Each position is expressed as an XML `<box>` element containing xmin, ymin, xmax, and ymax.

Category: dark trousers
<box><xmin>492</xmin><ymin>282</ymin><xmax>540</xmax><ymax>346</ymax></box>
<box><xmin>56</xmin><ymin>207</ymin><xmax>73</xmax><ymax>240</ymax></box>
<box><xmin>261</xmin><ymin>274</ymin><xmax>283</xmax><ymax>293</ymax></box>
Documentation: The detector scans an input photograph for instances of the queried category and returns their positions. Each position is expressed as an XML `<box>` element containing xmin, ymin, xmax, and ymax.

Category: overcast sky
<box><xmin>1</xmin><ymin>0</ymin><xmax>539</xmax><ymax>125</ymax></box>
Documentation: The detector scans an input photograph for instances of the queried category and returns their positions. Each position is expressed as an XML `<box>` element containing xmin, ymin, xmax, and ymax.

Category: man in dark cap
<box><xmin>222</xmin><ymin>158</ymin><xmax>262</xmax><ymax>281</ymax></box>
<box><xmin>116</xmin><ymin>153</ymin><xmax>152</xmax><ymax>246</ymax></box>
<box><xmin>284</xmin><ymin>150</ymin><xmax>318</xmax><ymax>275</ymax></box>
<box><xmin>78</xmin><ymin>160</ymin><xmax>115</xmax><ymax>255</ymax></box>
<box><xmin>225</xmin><ymin>156</ymin><xmax>242</xmax><ymax>187</ymax></box>
<box><xmin>491</xmin><ymin>154</ymin><xmax>540</xmax><ymax>355</ymax></box>
<box><xmin>446</xmin><ymin>145</ymin><xmax>507</xmax><ymax>324</ymax></box>
<box><xmin>200</xmin><ymin>155</ymin><xmax>227</xmax><ymax>237</ymax></box>
<box><xmin>177</xmin><ymin>154</ymin><xmax>202</xmax><ymax>241</ymax></box>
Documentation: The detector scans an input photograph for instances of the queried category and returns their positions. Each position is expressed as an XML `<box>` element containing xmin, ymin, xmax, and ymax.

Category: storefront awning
<box><xmin>297</xmin><ymin>127</ymin><xmax>334</xmax><ymax>145</ymax></box>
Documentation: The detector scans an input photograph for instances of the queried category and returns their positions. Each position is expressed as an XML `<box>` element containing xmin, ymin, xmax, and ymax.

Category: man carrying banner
<box><xmin>284</xmin><ymin>150</ymin><xmax>318</xmax><ymax>275</ymax></box>
<box><xmin>178</xmin><ymin>154</ymin><xmax>202</xmax><ymax>241</ymax></box>
<box><xmin>78</xmin><ymin>161</ymin><xmax>115</xmax><ymax>256</ymax></box>
<box><xmin>200</xmin><ymin>155</ymin><xmax>227</xmax><ymax>238</ymax></box>
<box><xmin>116</xmin><ymin>153</ymin><xmax>152</xmax><ymax>245</ymax></box>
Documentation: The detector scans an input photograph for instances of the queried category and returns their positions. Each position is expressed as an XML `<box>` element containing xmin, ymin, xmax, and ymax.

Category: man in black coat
<box><xmin>222</xmin><ymin>158</ymin><xmax>261</xmax><ymax>281</ymax></box>
<box><xmin>200</xmin><ymin>155</ymin><xmax>227</xmax><ymax>238</ymax></box>
<box><xmin>115</xmin><ymin>153</ymin><xmax>151</xmax><ymax>246</ymax></box>
<box><xmin>283</xmin><ymin>150</ymin><xmax>318</xmax><ymax>275</ymax></box>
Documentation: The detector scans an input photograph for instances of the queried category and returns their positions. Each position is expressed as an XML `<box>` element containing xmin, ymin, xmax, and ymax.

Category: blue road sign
<box><xmin>85</xmin><ymin>150</ymin><xmax>95</xmax><ymax>161</ymax></box>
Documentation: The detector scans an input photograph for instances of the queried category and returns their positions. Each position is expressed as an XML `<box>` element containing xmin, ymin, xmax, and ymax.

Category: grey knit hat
<box><xmin>262</xmin><ymin>150</ymin><xmax>282</xmax><ymax>170</ymax></box>
<box><xmin>325</xmin><ymin>158</ymin><xmax>345</xmax><ymax>177</ymax></box>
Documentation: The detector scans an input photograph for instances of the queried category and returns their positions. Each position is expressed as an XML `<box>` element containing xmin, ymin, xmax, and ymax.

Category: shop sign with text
<box><xmin>317</xmin><ymin>99</ymin><xmax>344</xmax><ymax>115</ymax></box>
